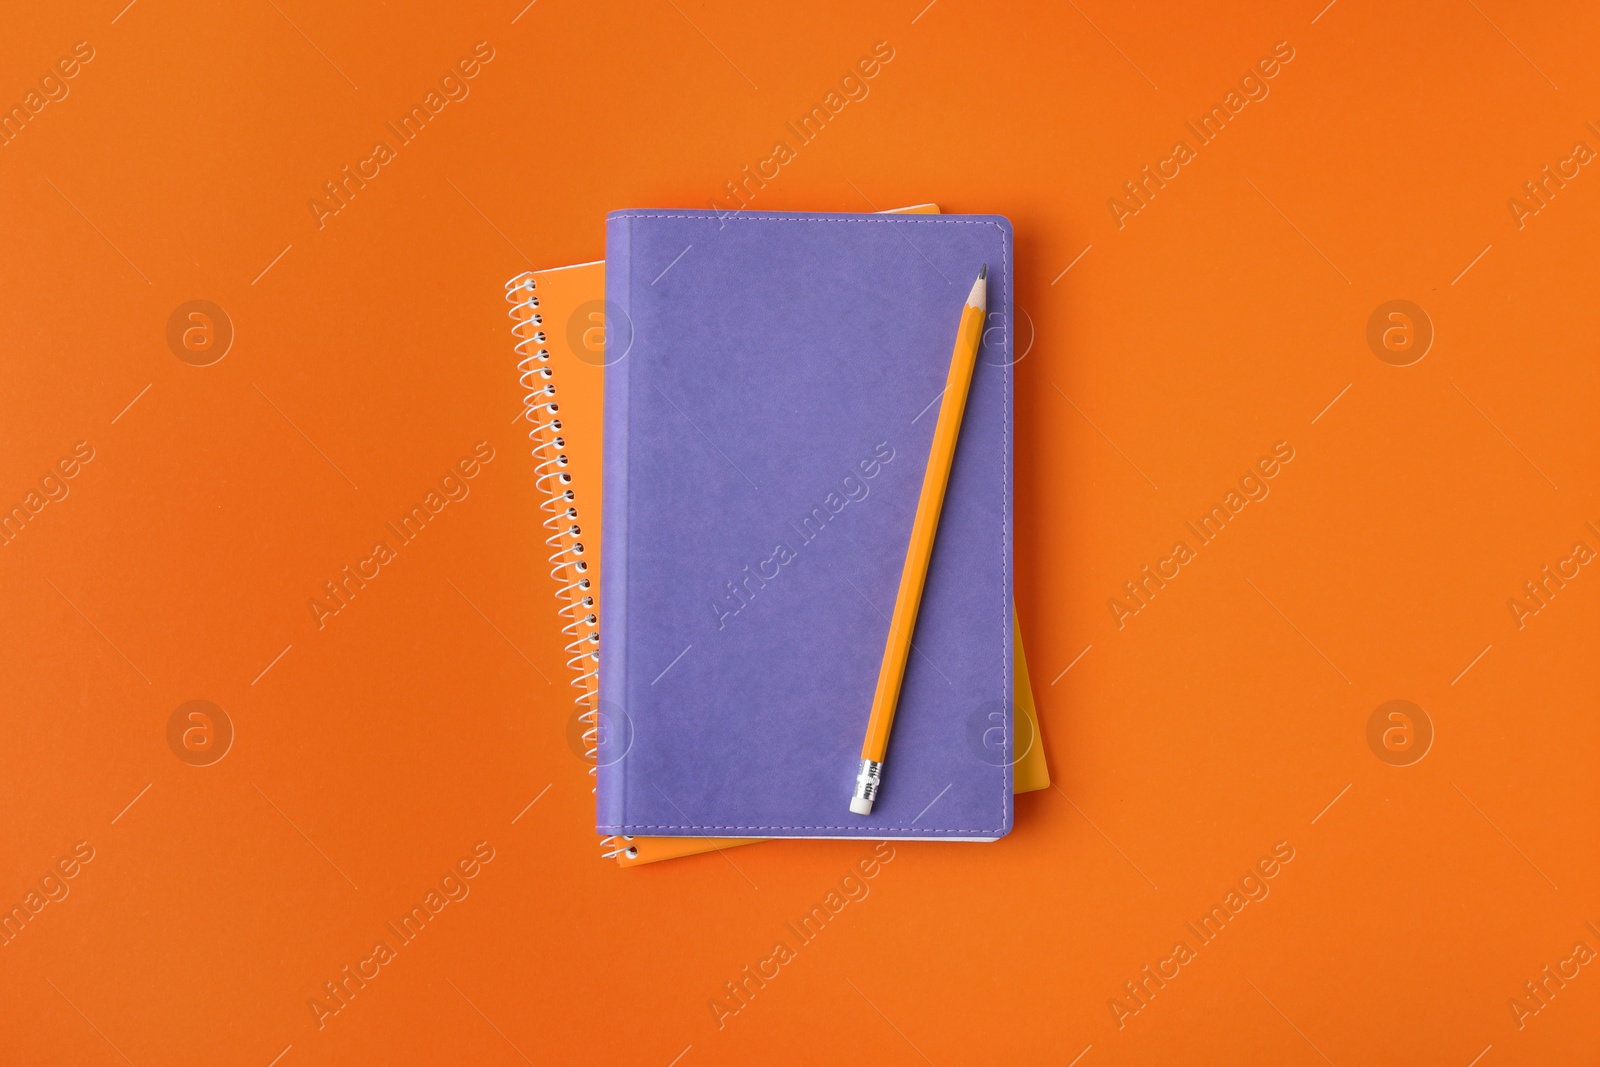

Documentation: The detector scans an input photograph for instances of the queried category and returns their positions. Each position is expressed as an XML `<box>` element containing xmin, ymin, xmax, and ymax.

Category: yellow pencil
<box><xmin>851</xmin><ymin>265</ymin><xmax>987</xmax><ymax>816</ymax></box>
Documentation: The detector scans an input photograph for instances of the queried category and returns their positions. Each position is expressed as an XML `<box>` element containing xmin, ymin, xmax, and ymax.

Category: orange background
<box><xmin>3</xmin><ymin>1</ymin><xmax>1598</xmax><ymax>1064</ymax></box>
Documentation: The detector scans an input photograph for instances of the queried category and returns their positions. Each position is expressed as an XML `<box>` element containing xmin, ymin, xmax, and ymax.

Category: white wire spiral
<box><xmin>506</xmin><ymin>272</ymin><xmax>602</xmax><ymax>798</ymax></box>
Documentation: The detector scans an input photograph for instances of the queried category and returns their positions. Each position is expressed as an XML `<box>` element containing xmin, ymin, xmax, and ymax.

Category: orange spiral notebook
<box><xmin>505</xmin><ymin>205</ymin><xmax>1049</xmax><ymax>866</ymax></box>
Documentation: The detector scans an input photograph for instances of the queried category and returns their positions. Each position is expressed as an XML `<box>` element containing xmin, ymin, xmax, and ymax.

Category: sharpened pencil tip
<box><xmin>966</xmin><ymin>266</ymin><xmax>987</xmax><ymax>311</ymax></box>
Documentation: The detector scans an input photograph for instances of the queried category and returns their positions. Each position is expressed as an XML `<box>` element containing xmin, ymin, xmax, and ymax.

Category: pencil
<box><xmin>851</xmin><ymin>264</ymin><xmax>988</xmax><ymax>816</ymax></box>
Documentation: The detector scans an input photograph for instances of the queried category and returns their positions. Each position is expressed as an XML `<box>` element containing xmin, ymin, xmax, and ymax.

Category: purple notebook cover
<box><xmin>600</xmin><ymin>209</ymin><xmax>1013</xmax><ymax>839</ymax></box>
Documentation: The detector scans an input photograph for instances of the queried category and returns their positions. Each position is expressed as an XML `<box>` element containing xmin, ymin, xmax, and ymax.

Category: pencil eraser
<box><xmin>849</xmin><ymin>797</ymin><xmax>873</xmax><ymax>816</ymax></box>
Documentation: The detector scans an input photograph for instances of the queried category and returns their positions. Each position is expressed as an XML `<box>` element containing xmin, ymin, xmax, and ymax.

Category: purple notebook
<box><xmin>600</xmin><ymin>209</ymin><xmax>1013</xmax><ymax>840</ymax></box>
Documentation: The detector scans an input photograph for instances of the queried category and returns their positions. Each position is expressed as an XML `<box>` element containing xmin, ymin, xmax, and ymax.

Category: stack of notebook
<box><xmin>506</xmin><ymin>206</ymin><xmax>1047</xmax><ymax>866</ymax></box>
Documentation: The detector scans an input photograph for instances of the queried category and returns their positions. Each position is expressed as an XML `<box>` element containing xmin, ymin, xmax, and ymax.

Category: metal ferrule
<box><xmin>851</xmin><ymin>759</ymin><xmax>884</xmax><ymax>813</ymax></box>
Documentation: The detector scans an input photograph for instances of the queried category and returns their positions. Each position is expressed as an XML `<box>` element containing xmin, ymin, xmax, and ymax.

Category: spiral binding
<box><xmin>506</xmin><ymin>270</ymin><xmax>635</xmax><ymax>862</ymax></box>
<box><xmin>599</xmin><ymin>835</ymin><xmax>635</xmax><ymax>860</ymax></box>
<box><xmin>505</xmin><ymin>270</ymin><xmax>605</xmax><ymax>767</ymax></box>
